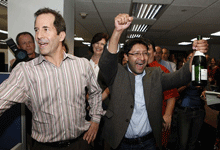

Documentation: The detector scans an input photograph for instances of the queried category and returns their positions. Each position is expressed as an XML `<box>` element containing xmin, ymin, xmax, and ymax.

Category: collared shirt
<box><xmin>89</xmin><ymin>59</ymin><xmax>99</xmax><ymax>79</ymax></box>
<box><xmin>159</xmin><ymin>59</ymin><xmax>173</xmax><ymax>73</ymax></box>
<box><xmin>0</xmin><ymin>53</ymin><xmax>103</xmax><ymax>143</ymax></box>
<box><xmin>125</xmin><ymin>66</ymin><xmax>152</xmax><ymax>138</ymax></box>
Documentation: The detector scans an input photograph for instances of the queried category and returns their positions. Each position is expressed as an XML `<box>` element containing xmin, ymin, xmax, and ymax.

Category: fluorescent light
<box><xmin>144</xmin><ymin>4</ymin><xmax>152</xmax><ymax>18</ymax></box>
<box><xmin>0</xmin><ymin>30</ymin><xmax>8</xmax><ymax>34</ymax></box>
<box><xmin>127</xmin><ymin>34</ymin><xmax>142</xmax><ymax>39</ymax></box>
<box><xmin>191</xmin><ymin>37</ymin><xmax>210</xmax><ymax>41</ymax></box>
<box><xmin>178</xmin><ymin>42</ymin><xmax>192</xmax><ymax>45</ymax></box>
<box><xmin>151</xmin><ymin>5</ymin><xmax>162</xmax><ymax>19</ymax></box>
<box><xmin>137</xmin><ymin>4</ymin><xmax>143</xmax><ymax>18</ymax></box>
<box><xmin>82</xmin><ymin>42</ymin><xmax>90</xmax><ymax>45</ymax></box>
<box><xmin>131</xmin><ymin>24</ymin><xmax>148</xmax><ymax>32</ymax></box>
<box><xmin>134</xmin><ymin>3</ymin><xmax>163</xmax><ymax>19</ymax></box>
<box><xmin>211</xmin><ymin>31</ymin><xmax>220</xmax><ymax>36</ymax></box>
<box><xmin>140</xmin><ymin>4</ymin><xmax>148</xmax><ymax>18</ymax></box>
<box><xmin>148</xmin><ymin>5</ymin><xmax>157</xmax><ymax>19</ymax></box>
<box><xmin>74</xmin><ymin>37</ymin><xmax>84</xmax><ymax>41</ymax></box>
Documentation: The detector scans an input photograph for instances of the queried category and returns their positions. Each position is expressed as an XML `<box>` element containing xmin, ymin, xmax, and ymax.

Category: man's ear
<box><xmin>59</xmin><ymin>31</ymin><xmax>66</xmax><ymax>42</ymax></box>
<box><xmin>124</xmin><ymin>53</ymin><xmax>128</xmax><ymax>61</ymax></box>
<box><xmin>17</xmin><ymin>45</ymin><xmax>21</xmax><ymax>49</ymax></box>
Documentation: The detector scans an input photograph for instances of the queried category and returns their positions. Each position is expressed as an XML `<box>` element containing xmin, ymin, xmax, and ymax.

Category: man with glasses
<box><xmin>99</xmin><ymin>13</ymin><xmax>209</xmax><ymax>150</ymax></box>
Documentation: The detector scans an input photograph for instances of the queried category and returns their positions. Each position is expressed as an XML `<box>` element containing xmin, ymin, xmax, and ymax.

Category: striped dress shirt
<box><xmin>0</xmin><ymin>53</ymin><xmax>103</xmax><ymax>142</ymax></box>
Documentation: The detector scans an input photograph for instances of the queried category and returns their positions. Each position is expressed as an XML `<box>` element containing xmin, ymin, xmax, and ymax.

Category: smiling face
<box><xmin>34</xmin><ymin>13</ymin><xmax>65</xmax><ymax>57</ymax></box>
<box><xmin>124</xmin><ymin>43</ymin><xmax>148</xmax><ymax>75</ymax></box>
<box><xmin>92</xmin><ymin>38</ymin><xmax>106</xmax><ymax>56</ymax></box>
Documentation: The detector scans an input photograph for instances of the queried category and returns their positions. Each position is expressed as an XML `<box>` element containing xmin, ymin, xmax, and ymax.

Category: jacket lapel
<box><xmin>125</xmin><ymin>66</ymin><xmax>135</xmax><ymax>97</ymax></box>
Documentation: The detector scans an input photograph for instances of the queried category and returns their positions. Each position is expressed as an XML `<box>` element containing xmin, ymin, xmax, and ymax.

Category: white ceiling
<box><xmin>74</xmin><ymin>0</ymin><xmax>220</xmax><ymax>48</ymax></box>
<box><xmin>1</xmin><ymin>0</ymin><xmax>220</xmax><ymax>49</ymax></box>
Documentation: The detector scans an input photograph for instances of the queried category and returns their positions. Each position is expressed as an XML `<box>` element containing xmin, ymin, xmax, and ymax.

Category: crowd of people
<box><xmin>0</xmin><ymin>7</ymin><xmax>219</xmax><ymax>150</ymax></box>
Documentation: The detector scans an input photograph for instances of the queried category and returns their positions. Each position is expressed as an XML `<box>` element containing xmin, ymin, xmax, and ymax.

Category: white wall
<box><xmin>63</xmin><ymin>0</ymin><xmax>75</xmax><ymax>54</ymax></box>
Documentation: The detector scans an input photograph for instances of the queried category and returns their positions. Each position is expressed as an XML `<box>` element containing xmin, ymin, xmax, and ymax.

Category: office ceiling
<box><xmin>1</xmin><ymin>0</ymin><xmax>220</xmax><ymax>49</ymax></box>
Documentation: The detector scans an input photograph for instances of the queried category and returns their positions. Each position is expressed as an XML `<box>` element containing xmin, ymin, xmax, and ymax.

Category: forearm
<box><xmin>164</xmin><ymin>97</ymin><xmax>176</xmax><ymax>117</ymax></box>
<box><xmin>108</xmin><ymin>29</ymin><xmax>123</xmax><ymax>54</ymax></box>
<box><xmin>102</xmin><ymin>88</ymin><xmax>110</xmax><ymax>101</ymax></box>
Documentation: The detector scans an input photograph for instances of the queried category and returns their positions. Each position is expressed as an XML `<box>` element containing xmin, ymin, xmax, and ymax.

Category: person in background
<box><xmin>208</xmin><ymin>57</ymin><xmax>219</xmax><ymax>87</ymax></box>
<box><xmin>10</xmin><ymin>32</ymin><xmax>39</xmax><ymax>68</ymax></box>
<box><xmin>170</xmin><ymin>53</ymin><xmax>177</xmax><ymax>65</ymax></box>
<box><xmin>85</xmin><ymin>32</ymin><xmax>110</xmax><ymax>150</ymax></box>
<box><xmin>168</xmin><ymin>52</ymin><xmax>206</xmax><ymax>150</ymax></box>
<box><xmin>0</xmin><ymin>7</ymin><xmax>103</xmax><ymax>150</ymax></box>
<box><xmin>9</xmin><ymin>31</ymin><xmax>39</xmax><ymax>149</ymax></box>
<box><xmin>85</xmin><ymin>32</ymin><xmax>110</xmax><ymax>108</ymax></box>
<box><xmin>155</xmin><ymin>46</ymin><xmax>173</xmax><ymax>72</ymax></box>
<box><xmin>162</xmin><ymin>48</ymin><xmax>176</xmax><ymax>72</ymax></box>
<box><xmin>98</xmin><ymin>13</ymin><xmax>208</xmax><ymax>150</ymax></box>
<box><xmin>146</xmin><ymin>39</ymin><xmax>179</xmax><ymax>149</ymax></box>
<box><xmin>205</xmin><ymin>54</ymin><xmax>210</xmax><ymax>67</ymax></box>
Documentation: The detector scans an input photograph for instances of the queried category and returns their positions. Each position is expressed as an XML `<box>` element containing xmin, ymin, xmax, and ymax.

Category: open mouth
<box><xmin>38</xmin><ymin>39</ymin><xmax>49</xmax><ymax>49</ymax></box>
<box><xmin>136</xmin><ymin>62</ymin><xmax>144</xmax><ymax>70</ymax></box>
<box><xmin>39</xmin><ymin>42</ymin><xmax>48</xmax><ymax>48</ymax></box>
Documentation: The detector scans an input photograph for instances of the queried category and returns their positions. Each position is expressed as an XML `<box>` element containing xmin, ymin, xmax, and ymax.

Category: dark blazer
<box><xmin>99</xmin><ymin>47</ymin><xmax>191</xmax><ymax>150</ymax></box>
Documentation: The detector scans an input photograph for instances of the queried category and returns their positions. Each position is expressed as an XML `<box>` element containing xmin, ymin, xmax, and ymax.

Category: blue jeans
<box><xmin>117</xmin><ymin>137</ymin><xmax>157</xmax><ymax>150</ymax></box>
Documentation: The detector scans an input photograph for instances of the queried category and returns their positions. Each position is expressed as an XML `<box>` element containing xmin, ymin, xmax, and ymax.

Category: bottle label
<box><xmin>192</xmin><ymin>65</ymin><xmax>195</xmax><ymax>81</ymax></box>
<box><xmin>201</xmin><ymin>69</ymin><xmax>207</xmax><ymax>80</ymax></box>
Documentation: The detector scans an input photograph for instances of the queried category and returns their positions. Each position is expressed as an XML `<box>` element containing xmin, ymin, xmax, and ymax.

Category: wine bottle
<box><xmin>192</xmin><ymin>35</ymin><xmax>207</xmax><ymax>86</ymax></box>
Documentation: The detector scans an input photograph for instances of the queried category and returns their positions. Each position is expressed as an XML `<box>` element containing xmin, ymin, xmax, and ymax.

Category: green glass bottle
<box><xmin>192</xmin><ymin>35</ymin><xmax>207</xmax><ymax>86</ymax></box>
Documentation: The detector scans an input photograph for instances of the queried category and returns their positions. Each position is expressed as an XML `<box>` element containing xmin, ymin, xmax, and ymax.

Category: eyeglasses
<box><xmin>128</xmin><ymin>52</ymin><xmax>149</xmax><ymax>57</ymax></box>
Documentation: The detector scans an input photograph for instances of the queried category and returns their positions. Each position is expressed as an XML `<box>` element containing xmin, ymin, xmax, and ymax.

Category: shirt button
<box><xmin>130</xmin><ymin>105</ymin><xmax>133</xmax><ymax>108</ymax></box>
<box><xmin>126</xmin><ymin>119</ymin><xmax>129</xmax><ymax>122</ymax></box>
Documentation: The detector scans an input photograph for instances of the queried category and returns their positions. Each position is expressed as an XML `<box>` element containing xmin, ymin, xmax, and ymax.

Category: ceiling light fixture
<box><xmin>211</xmin><ymin>31</ymin><xmax>220</xmax><ymax>36</ymax></box>
<box><xmin>127</xmin><ymin>34</ymin><xmax>142</xmax><ymax>39</ymax></box>
<box><xmin>0</xmin><ymin>29</ymin><xmax>8</xmax><ymax>34</ymax></box>
<box><xmin>82</xmin><ymin>42</ymin><xmax>90</xmax><ymax>46</ymax></box>
<box><xmin>0</xmin><ymin>0</ymin><xmax>7</xmax><ymax>7</ymax></box>
<box><xmin>74</xmin><ymin>37</ymin><xmax>84</xmax><ymax>41</ymax></box>
<box><xmin>191</xmin><ymin>37</ymin><xmax>210</xmax><ymax>41</ymax></box>
<box><xmin>133</xmin><ymin>3</ymin><xmax>163</xmax><ymax>19</ymax></box>
<box><xmin>131</xmin><ymin>24</ymin><xmax>149</xmax><ymax>32</ymax></box>
<box><xmin>178</xmin><ymin>42</ymin><xmax>192</xmax><ymax>45</ymax></box>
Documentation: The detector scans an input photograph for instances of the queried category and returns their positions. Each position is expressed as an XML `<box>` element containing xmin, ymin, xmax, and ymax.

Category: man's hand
<box><xmin>192</xmin><ymin>39</ymin><xmax>209</xmax><ymax>54</ymax></box>
<box><xmin>108</xmin><ymin>14</ymin><xmax>133</xmax><ymax>54</ymax></box>
<box><xmin>83</xmin><ymin>121</ymin><xmax>99</xmax><ymax>144</ymax></box>
<box><xmin>115</xmin><ymin>14</ymin><xmax>133</xmax><ymax>33</ymax></box>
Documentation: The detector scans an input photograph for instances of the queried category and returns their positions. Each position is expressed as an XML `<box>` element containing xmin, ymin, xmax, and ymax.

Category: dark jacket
<box><xmin>99</xmin><ymin>47</ymin><xmax>191</xmax><ymax>149</ymax></box>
